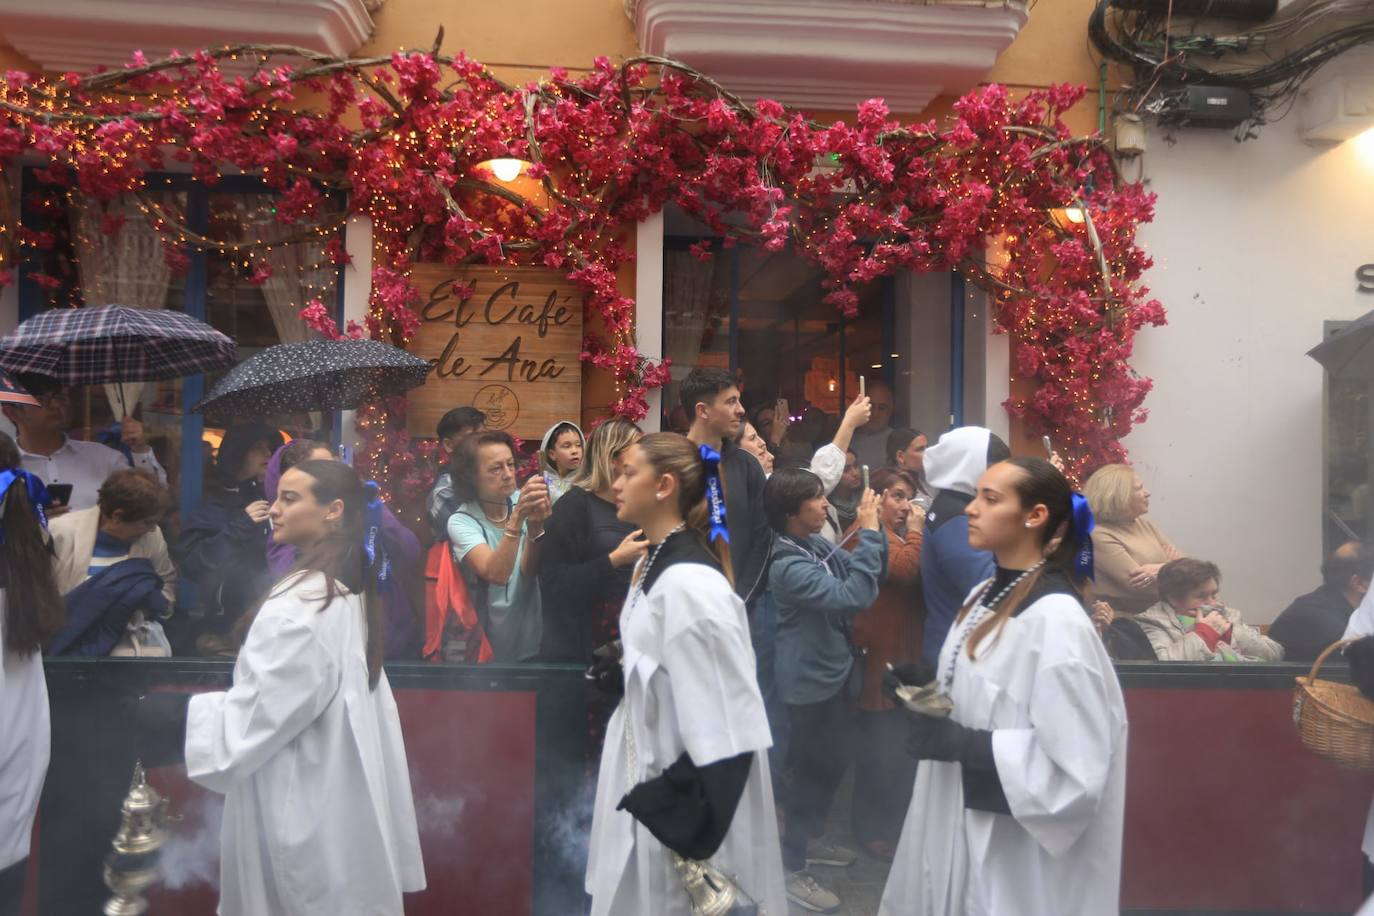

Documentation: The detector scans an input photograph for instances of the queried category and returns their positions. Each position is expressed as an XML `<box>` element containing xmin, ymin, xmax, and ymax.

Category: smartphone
<box><xmin>777</xmin><ymin>397</ymin><xmax>789</xmax><ymax>420</ymax></box>
<box><xmin>1041</xmin><ymin>435</ymin><xmax>1054</xmax><ymax>458</ymax></box>
<box><xmin>862</xmin><ymin>465</ymin><xmax>870</xmax><ymax>491</ymax></box>
<box><xmin>47</xmin><ymin>483</ymin><xmax>72</xmax><ymax>507</ymax></box>
<box><xmin>859</xmin><ymin>375</ymin><xmax>866</xmax><ymax>398</ymax></box>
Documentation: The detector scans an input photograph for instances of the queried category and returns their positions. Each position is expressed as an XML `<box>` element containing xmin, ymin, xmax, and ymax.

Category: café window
<box><xmin>18</xmin><ymin>173</ymin><xmax>344</xmax><ymax>514</ymax></box>
<box><xmin>660</xmin><ymin>204</ymin><xmax>988</xmax><ymax>447</ymax></box>
<box><xmin>1325</xmin><ymin>319</ymin><xmax>1371</xmax><ymax>551</ymax></box>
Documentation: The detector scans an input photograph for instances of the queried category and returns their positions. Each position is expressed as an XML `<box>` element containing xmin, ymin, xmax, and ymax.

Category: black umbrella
<box><xmin>1309</xmin><ymin>310</ymin><xmax>1374</xmax><ymax>378</ymax></box>
<box><xmin>192</xmin><ymin>338</ymin><xmax>431</xmax><ymax>419</ymax></box>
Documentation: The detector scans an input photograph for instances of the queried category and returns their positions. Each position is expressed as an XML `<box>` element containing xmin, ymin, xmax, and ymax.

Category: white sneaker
<box><xmin>785</xmin><ymin>870</ymin><xmax>841</xmax><ymax>913</ymax></box>
<box><xmin>806</xmin><ymin>840</ymin><xmax>858</xmax><ymax>867</ymax></box>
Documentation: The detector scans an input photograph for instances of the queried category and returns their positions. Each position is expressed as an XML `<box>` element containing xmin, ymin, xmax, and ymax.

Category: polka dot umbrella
<box><xmin>191</xmin><ymin>338</ymin><xmax>431</xmax><ymax>420</ymax></box>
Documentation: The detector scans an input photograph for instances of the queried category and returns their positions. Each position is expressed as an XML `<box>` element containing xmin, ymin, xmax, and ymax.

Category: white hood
<box><xmin>923</xmin><ymin>427</ymin><xmax>992</xmax><ymax>497</ymax></box>
<box><xmin>539</xmin><ymin>420</ymin><xmax>584</xmax><ymax>474</ymax></box>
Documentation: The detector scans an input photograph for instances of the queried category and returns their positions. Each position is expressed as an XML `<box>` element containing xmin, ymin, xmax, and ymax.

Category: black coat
<box><xmin>174</xmin><ymin>480</ymin><xmax>273</xmax><ymax>627</ymax></box>
<box><xmin>1269</xmin><ymin>583</ymin><xmax>1356</xmax><ymax>663</ymax></box>
<box><xmin>718</xmin><ymin>440</ymin><xmax>771</xmax><ymax>608</ymax></box>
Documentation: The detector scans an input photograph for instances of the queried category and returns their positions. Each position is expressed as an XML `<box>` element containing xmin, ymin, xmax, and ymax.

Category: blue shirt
<box><xmin>88</xmin><ymin>530</ymin><xmax>131</xmax><ymax>581</ymax></box>
<box><xmin>448</xmin><ymin>497</ymin><xmax>543</xmax><ymax>662</ymax></box>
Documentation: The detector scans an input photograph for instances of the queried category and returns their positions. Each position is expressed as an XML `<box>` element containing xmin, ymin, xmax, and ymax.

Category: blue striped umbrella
<box><xmin>0</xmin><ymin>304</ymin><xmax>236</xmax><ymax>385</ymax></box>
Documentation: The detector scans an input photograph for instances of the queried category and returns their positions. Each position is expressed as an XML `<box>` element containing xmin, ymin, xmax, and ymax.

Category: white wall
<box><xmin>1110</xmin><ymin>122</ymin><xmax>1374</xmax><ymax>621</ymax></box>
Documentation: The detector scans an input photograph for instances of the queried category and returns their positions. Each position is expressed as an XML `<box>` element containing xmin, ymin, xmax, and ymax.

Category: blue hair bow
<box><xmin>698</xmin><ymin>444</ymin><xmax>730</xmax><ymax>545</ymax></box>
<box><xmin>1070</xmin><ymin>492</ymin><xmax>1095</xmax><ymax>581</ymax></box>
<box><xmin>0</xmin><ymin>468</ymin><xmax>50</xmax><ymax>543</ymax></box>
<box><xmin>363</xmin><ymin>480</ymin><xmax>391</xmax><ymax>583</ymax></box>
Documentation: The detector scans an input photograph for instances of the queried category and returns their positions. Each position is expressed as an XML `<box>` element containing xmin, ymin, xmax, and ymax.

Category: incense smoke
<box><xmin>158</xmin><ymin>794</ymin><xmax>223</xmax><ymax>891</ymax></box>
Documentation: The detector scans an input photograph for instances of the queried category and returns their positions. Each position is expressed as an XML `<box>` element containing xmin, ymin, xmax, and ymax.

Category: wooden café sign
<box><xmin>406</xmin><ymin>264</ymin><xmax>583</xmax><ymax>440</ymax></box>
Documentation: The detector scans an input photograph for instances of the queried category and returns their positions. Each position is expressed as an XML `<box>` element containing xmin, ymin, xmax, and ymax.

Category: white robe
<box><xmin>0</xmin><ymin>592</ymin><xmax>48</xmax><ymax>871</ymax></box>
<box><xmin>585</xmin><ymin>562</ymin><xmax>788</xmax><ymax>916</ymax></box>
<box><xmin>880</xmin><ymin>586</ymin><xmax>1129</xmax><ymax>916</ymax></box>
<box><xmin>1343</xmin><ymin>597</ymin><xmax>1374</xmax><ymax>861</ymax></box>
<box><xmin>185</xmin><ymin>573</ymin><xmax>425</xmax><ymax>916</ymax></box>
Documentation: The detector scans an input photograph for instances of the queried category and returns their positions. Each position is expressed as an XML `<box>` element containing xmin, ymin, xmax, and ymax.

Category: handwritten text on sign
<box><xmin>406</xmin><ymin>265</ymin><xmax>583</xmax><ymax>439</ymax></box>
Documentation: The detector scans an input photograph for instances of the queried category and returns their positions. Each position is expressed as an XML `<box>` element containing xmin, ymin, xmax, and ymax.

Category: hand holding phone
<box><xmin>47</xmin><ymin>483</ymin><xmax>73</xmax><ymax>507</ymax></box>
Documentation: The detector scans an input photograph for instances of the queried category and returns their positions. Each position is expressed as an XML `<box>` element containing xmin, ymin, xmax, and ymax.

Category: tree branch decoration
<box><xmin>0</xmin><ymin>38</ymin><xmax>1164</xmax><ymax>494</ymax></box>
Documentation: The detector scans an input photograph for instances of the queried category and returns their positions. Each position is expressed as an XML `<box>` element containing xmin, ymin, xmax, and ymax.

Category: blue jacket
<box><xmin>770</xmin><ymin>528</ymin><xmax>887</xmax><ymax>705</ymax></box>
<box><xmin>48</xmin><ymin>558</ymin><xmax>169</xmax><ymax>656</ymax></box>
<box><xmin>920</xmin><ymin>491</ymin><xmax>995</xmax><ymax>666</ymax></box>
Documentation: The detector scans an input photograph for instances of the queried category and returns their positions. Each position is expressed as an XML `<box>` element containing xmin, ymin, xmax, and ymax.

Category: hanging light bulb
<box><xmin>485</xmin><ymin>158</ymin><xmax>525</xmax><ymax>182</ymax></box>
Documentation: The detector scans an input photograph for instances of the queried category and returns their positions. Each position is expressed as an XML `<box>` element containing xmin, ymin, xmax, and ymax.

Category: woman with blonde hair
<box><xmin>1083</xmin><ymin>463</ymin><xmax>1182</xmax><ymax>614</ymax></box>
<box><xmin>539</xmin><ymin>419</ymin><xmax>646</xmax><ymax>662</ymax></box>
<box><xmin>586</xmin><ymin>431</ymin><xmax>785</xmax><ymax>915</ymax></box>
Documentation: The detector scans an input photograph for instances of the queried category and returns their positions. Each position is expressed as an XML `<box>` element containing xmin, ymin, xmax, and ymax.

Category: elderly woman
<box><xmin>1083</xmin><ymin>463</ymin><xmax>1182</xmax><ymax>614</ymax></box>
<box><xmin>1137</xmin><ymin>558</ymin><xmax>1283</xmax><ymax>662</ymax></box>
<box><xmin>447</xmin><ymin>431</ymin><xmax>551</xmax><ymax>662</ymax></box>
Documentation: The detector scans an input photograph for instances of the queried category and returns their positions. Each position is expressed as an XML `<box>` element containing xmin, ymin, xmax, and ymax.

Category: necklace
<box><xmin>942</xmin><ymin>559</ymin><xmax>1046</xmax><ymax>695</ymax></box>
<box><xmin>479</xmin><ymin>498</ymin><xmax>512</xmax><ymax>524</ymax></box>
<box><xmin>628</xmin><ymin>523</ymin><xmax>687</xmax><ymax>606</ymax></box>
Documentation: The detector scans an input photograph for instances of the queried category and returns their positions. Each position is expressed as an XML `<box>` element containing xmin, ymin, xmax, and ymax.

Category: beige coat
<box><xmin>1136</xmin><ymin>600</ymin><xmax>1282</xmax><ymax>662</ymax></box>
<box><xmin>49</xmin><ymin>507</ymin><xmax>176</xmax><ymax>606</ymax></box>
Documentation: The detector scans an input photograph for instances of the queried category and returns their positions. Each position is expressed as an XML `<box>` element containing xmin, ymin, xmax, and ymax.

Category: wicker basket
<box><xmin>1293</xmin><ymin>639</ymin><xmax>1374</xmax><ymax>772</ymax></box>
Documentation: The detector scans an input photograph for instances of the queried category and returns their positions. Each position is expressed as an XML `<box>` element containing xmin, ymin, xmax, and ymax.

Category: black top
<box><xmin>987</xmin><ymin>564</ymin><xmax>1081</xmax><ymax>612</ymax></box>
<box><xmin>1269</xmin><ymin>583</ymin><xmax>1356</xmax><ymax>663</ymax></box>
<box><xmin>537</xmin><ymin>486</ymin><xmax>637</xmax><ymax>663</ymax></box>
<box><xmin>643</xmin><ymin>528</ymin><xmax>723</xmax><ymax>595</ymax></box>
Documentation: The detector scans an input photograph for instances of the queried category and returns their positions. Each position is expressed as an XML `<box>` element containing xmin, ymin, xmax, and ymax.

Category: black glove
<box><xmin>1348</xmin><ymin>636</ymin><xmax>1374</xmax><ymax>701</ymax></box>
<box><xmin>616</xmin><ymin>751</ymin><xmax>752</xmax><ymax>860</ymax></box>
<box><xmin>618</xmin><ymin>753</ymin><xmax>708</xmax><ymax>856</ymax></box>
<box><xmin>586</xmin><ymin>640</ymin><xmax>624</xmax><ymax>696</ymax></box>
<box><xmin>882</xmin><ymin>661</ymin><xmax>937</xmax><ymax>703</ymax></box>
<box><xmin>904</xmin><ymin>711</ymin><xmax>994</xmax><ymax>770</ymax></box>
<box><xmin>123</xmin><ymin>691</ymin><xmax>192</xmax><ymax>768</ymax></box>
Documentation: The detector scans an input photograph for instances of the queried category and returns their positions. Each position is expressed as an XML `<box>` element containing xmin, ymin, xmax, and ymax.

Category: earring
<box><xmin>657</xmin><ymin>493</ymin><xmax>666</xmax><ymax>501</ymax></box>
<box><xmin>1025</xmin><ymin>522</ymin><xmax>1033</xmax><ymax>528</ymax></box>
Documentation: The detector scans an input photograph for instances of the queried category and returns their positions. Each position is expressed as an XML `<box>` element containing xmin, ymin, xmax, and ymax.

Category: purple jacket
<box><xmin>264</xmin><ymin>444</ymin><xmax>423</xmax><ymax>657</ymax></box>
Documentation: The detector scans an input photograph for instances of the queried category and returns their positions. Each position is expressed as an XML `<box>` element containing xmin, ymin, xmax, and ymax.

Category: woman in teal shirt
<box><xmin>447</xmin><ymin>431</ymin><xmax>551</xmax><ymax>662</ymax></box>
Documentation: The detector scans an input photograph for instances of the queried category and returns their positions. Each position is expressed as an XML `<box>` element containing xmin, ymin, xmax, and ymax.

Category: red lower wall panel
<box><xmin>24</xmin><ymin>670</ymin><xmax>1374</xmax><ymax>915</ymax></box>
<box><xmin>1121</xmin><ymin>688</ymin><xmax>1371</xmax><ymax>913</ymax></box>
<box><xmin>141</xmin><ymin>689</ymin><xmax>537</xmax><ymax>916</ymax></box>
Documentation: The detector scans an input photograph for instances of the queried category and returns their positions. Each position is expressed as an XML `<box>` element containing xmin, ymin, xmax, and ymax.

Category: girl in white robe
<box><xmin>0</xmin><ymin>446</ymin><xmax>64</xmax><ymax>916</ymax></box>
<box><xmin>586</xmin><ymin>432</ymin><xmax>787</xmax><ymax>916</ymax></box>
<box><xmin>880</xmin><ymin>456</ymin><xmax>1128</xmax><ymax>916</ymax></box>
<box><xmin>141</xmin><ymin>459</ymin><xmax>425</xmax><ymax>916</ymax></box>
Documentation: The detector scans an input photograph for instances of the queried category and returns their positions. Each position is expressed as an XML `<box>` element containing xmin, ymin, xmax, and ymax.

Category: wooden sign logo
<box><xmin>406</xmin><ymin>265</ymin><xmax>583</xmax><ymax>439</ymax></box>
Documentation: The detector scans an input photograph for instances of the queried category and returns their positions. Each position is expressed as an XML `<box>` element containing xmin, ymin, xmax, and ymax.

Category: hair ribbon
<box><xmin>0</xmin><ymin>469</ymin><xmax>49</xmax><ymax>543</ymax></box>
<box><xmin>363</xmin><ymin>480</ymin><xmax>391</xmax><ymax>583</ymax></box>
<box><xmin>1070</xmin><ymin>491</ymin><xmax>1095</xmax><ymax>581</ymax></box>
<box><xmin>698</xmin><ymin>444</ymin><xmax>730</xmax><ymax>545</ymax></box>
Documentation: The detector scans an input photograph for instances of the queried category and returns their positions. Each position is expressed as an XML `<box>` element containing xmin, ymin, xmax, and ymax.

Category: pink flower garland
<box><xmin>0</xmin><ymin>46</ymin><xmax>1163</xmax><ymax>489</ymax></box>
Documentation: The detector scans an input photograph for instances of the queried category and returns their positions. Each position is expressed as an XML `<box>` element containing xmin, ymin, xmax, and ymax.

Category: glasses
<box><xmin>887</xmin><ymin>492</ymin><xmax>911</xmax><ymax>504</ymax></box>
<box><xmin>38</xmin><ymin>392</ymin><xmax>70</xmax><ymax>407</ymax></box>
